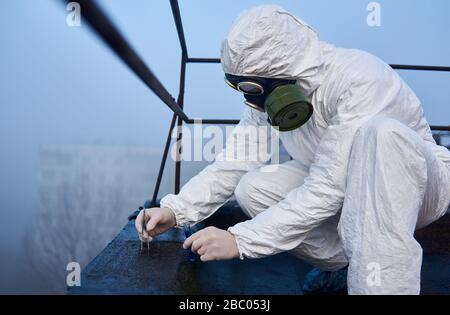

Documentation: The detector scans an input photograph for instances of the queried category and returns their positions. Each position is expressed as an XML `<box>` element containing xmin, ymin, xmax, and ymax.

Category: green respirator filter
<box><xmin>265</xmin><ymin>85</ymin><xmax>314</xmax><ymax>132</ymax></box>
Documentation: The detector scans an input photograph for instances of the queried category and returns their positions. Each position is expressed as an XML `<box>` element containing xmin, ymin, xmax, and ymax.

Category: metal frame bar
<box><xmin>170</xmin><ymin>0</ymin><xmax>188</xmax><ymax>195</ymax></box>
<box><xmin>150</xmin><ymin>113</ymin><xmax>178</xmax><ymax>207</ymax></box>
<box><xmin>187</xmin><ymin>57</ymin><xmax>450</xmax><ymax>72</ymax></box>
<box><xmin>63</xmin><ymin>0</ymin><xmax>450</xmax><ymax>206</ymax></box>
<box><xmin>431</xmin><ymin>126</ymin><xmax>450</xmax><ymax>132</ymax></box>
<box><xmin>390</xmin><ymin>64</ymin><xmax>450</xmax><ymax>72</ymax></box>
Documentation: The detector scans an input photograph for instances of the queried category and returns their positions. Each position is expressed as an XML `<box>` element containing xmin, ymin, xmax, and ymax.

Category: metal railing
<box><xmin>62</xmin><ymin>0</ymin><xmax>450</xmax><ymax>210</ymax></box>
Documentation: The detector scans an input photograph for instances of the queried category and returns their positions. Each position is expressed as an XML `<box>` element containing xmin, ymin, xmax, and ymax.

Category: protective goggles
<box><xmin>225</xmin><ymin>77</ymin><xmax>266</xmax><ymax>95</ymax></box>
<box><xmin>225</xmin><ymin>74</ymin><xmax>295</xmax><ymax>112</ymax></box>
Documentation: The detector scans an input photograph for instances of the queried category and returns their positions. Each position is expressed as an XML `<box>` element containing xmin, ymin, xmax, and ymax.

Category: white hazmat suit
<box><xmin>160</xmin><ymin>5</ymin><xmax>450</xmax><ymax>294</ymax></box>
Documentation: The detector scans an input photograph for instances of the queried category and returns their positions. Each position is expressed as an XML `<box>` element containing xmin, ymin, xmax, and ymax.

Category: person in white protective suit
<box><xmin>135</xmin><ymin>5</ymin><xmax>450</xmax><ymax>295</ymax></box>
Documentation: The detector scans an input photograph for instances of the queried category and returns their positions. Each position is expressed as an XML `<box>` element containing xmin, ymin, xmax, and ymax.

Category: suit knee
<box><xmin>234</xmin><ymin>172</ymin><xmax>257</xmax><ymax>217</ymax></box>
<box><xmin>355</xmin><ymin>118</ymin><xmax>407</xmax><ymax>143</ymax></box>
<box><xmin>234</xmin><ymin>170</ymin><xmax>275</xmax><ymax>218</ymax></box>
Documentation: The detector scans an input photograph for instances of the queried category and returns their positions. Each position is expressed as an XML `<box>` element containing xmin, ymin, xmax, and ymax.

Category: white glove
<box><xmin>135</xmin><ymin>207</ymin><xmax>177</xmax><ymax>242</ymax></box>
<box><xmin>183</xmin><ymin>226</ymin><xmax>240</xmax><ymax>261</ymax></box>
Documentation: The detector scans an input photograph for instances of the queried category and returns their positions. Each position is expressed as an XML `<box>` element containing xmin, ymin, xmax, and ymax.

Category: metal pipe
<box><xmin>186</xmin><ymin>119</ymin><xmax>240</xmax><ymax>125</ymax></box>
<box><xmin>186</xmin><ymin>57</ymin><xmax>450</xmax><ymax>73</ymax></box>
<box><xmin>187</xmin><ymin>58</ymin><xmax>221</xmax><ymax>64</ymax></box>
<box><xmin>390</xmin><ymin>64</ymin><xmax>450</xmax><ymax>72</ymax></box>
<box><xmin>431</xmin><ymin>126</ymin><xmax>450</xmax><ymax>132</ymax></box>
<box><xmin>170</xmin><ymin>0</ymin><xmax>188</xmax><ymax>57</ymax></box>
<box><xmin>169</xmin><ymin>0</ymin><xmax>190</xmax><ymax>194</ymax></box>
<box><xmin>151</xmin><ymin>113</ymin><xmax>178</xmax><ymax>207</ymax></box>
<box><xmin>175</xmin><ymin>54</ymin><xmax>187</xmax><ymax>194</ymax></box>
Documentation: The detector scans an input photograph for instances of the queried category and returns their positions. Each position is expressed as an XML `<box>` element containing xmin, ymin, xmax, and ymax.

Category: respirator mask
<box><xmin>225</xmin><ymin>73</ymin><xmax>313</xmax><ymax>132</ymax></box>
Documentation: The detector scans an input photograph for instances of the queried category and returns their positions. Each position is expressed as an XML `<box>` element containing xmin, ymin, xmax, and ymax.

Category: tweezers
<box><xmin>140</xmin><ymin>207</ymin><xmax>150</xmax><ymax>252</ymax></box>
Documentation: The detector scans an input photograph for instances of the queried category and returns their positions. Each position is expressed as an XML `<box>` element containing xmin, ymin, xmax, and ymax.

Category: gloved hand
<box><xmin>183</xmin><ymin>226</ymin><xmax>240</xmax><ymax>262</ymax></box>
<box><xmin>135</xmin><ymin>207</ymin><xmax>177</xmax><ymax>242</ymax></box>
